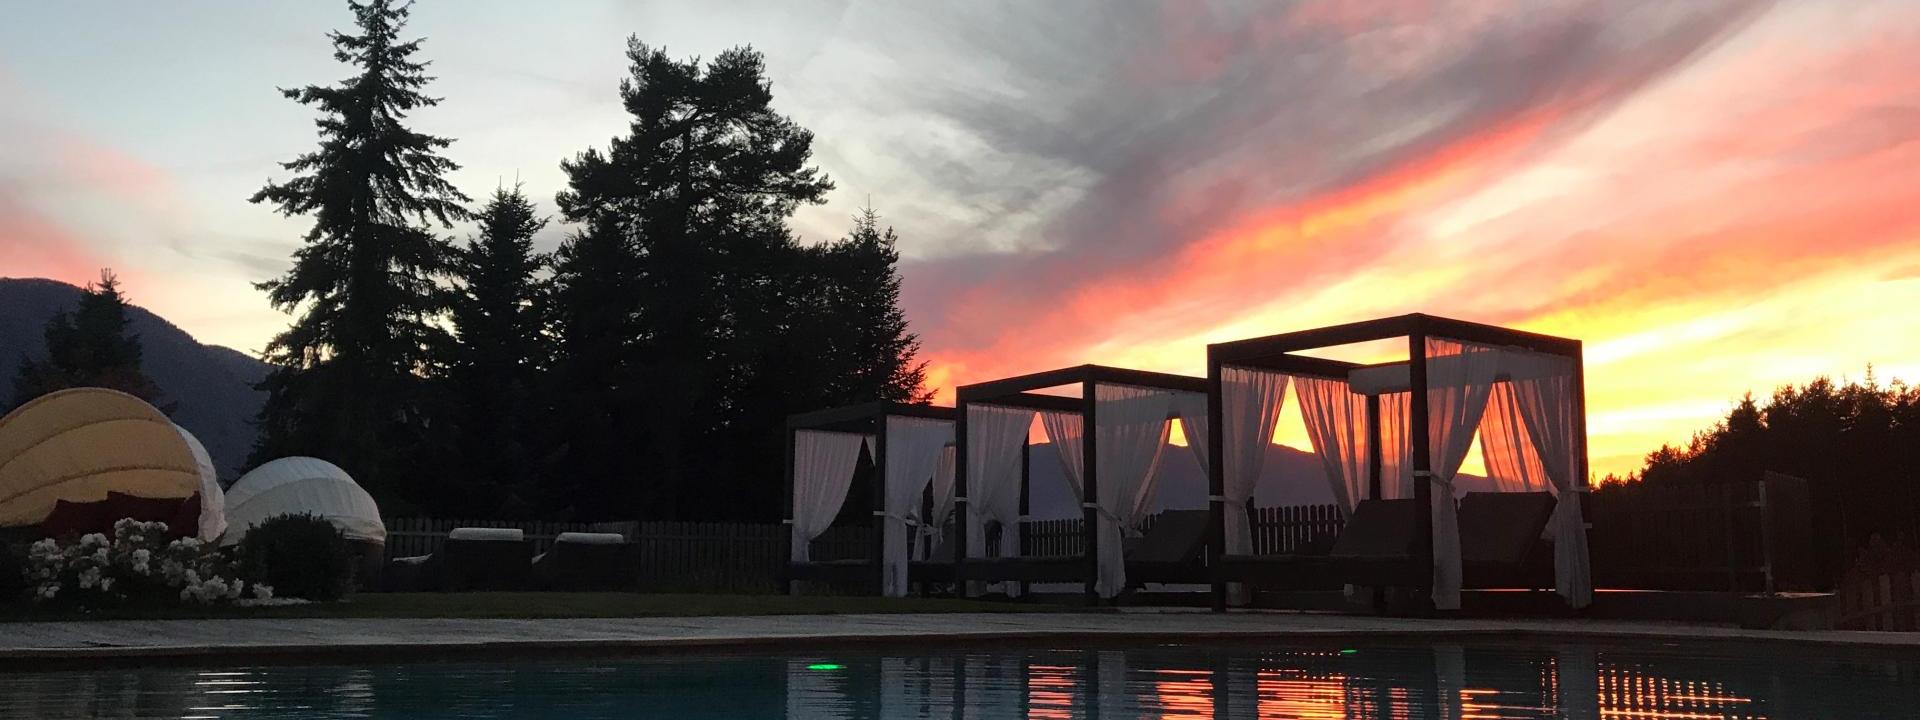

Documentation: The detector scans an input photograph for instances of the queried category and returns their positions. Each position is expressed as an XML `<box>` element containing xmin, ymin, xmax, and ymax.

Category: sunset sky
<box><xmin>4</xmin><ymin>1</ymin><xmax>1918</xmax><ymax>479</ymax></box>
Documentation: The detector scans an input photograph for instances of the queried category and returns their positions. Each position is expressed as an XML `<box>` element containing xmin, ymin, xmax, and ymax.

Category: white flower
<box><xmin>80</xmin><ymin>533</ymin><xmax>107</xmax><ymax>547</ymax></box>
<box><xmin>78</xmin><ymin>567</ymin><xmax>101</xmax><ymax>590</ymax></box>
<box><xmin>131</xmin><ymin>548</ymin><xmax>151</xmax><ymax>563</ymax></box>
<box><xmin>225</xmin><ymin>579</ymin><xmax>245</xmax><ymax>600</ymax></box>
<box><xmin>99</xmin><ymin>577</ymin><xmax>116</xmax><ymax>593</ymax></box>
<box><xmin>184</xmin><ymin>569</ymin><xmax>200</xmax><ymax>585</ymax></box>
<box><xmin>92</xmin><ymin>548</ymin><xmax>110</xmax><ymax>565</ymax></box>
<box><xmin>253</xmin><ymin>584</ymin><xmax>274</xmax><ymax>600</ymax></box>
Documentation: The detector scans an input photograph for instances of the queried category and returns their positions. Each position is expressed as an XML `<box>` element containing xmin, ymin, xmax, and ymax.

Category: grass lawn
<box><xmin>0</xmin><ymin>592</ymin><xmax>1073</xmax><ymax>622</ymax></box>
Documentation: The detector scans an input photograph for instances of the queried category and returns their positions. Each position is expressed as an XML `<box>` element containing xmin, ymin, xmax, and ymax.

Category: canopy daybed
<box><xmin>783</xmin><ymin>401</ymin><xmax>956</xmax><ymax>597</ymax></box>
<box><xmin>0</xmin><ymin>388</ymin><xmax>202</xmax><ymax>531</ymax></box>
<box><xmin>954</xmin><ymin>364</ymin><xmax>1212</xmax><ymax>602</ymax></box>
<box><xmin>1204</xmin><ymin>313</ymin><xmax>1593</xmax><ymax>612</ymax></box>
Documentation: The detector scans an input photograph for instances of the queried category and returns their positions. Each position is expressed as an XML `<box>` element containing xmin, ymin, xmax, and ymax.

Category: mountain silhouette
<box><xmin>0</xmin><ymin>277</ymin><xmax>267</xmax><ymax>481</ymax></box>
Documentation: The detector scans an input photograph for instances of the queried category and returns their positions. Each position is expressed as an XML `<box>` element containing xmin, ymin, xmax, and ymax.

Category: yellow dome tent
<box><xmin>0</xmin><ymin>388</ymin><xmax>200</xmax><ymax>527</ymax></box>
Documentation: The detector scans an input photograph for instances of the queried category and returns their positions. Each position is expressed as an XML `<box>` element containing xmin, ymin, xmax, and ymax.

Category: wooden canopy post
<box><xmin>1019</xmin><ymin>434</ymin><xmax>1032</xmax><ymax>598</ymax></box>
<box><xmin>1407</xmin><ymin>325</ymin><xmax>1435</xmax><ymax>611</ymax></box>
<box><xmin>1366</xmin><ymin>394</ymin><xmax>1383</xmax><ymax>503</ymax></box>
<box><xmin>871</xmin><ymin>409</ymin><xmax>889</xmax><ymax>596</ymax></box>
<box><xmin>953</xmin><ymin>400</ymin><xmax>970</xmax><ymax>596</ymax></box>
<box><xmin>781</xmin><ymin>423</ymin><xmax>796</xmax><ymax>595</ymax></box>
<box><xmin>1207</xmin><ymin>354</ymin><xmax>1228</xmax><ymax>612</ymax></box>
<box><xmin>1082</xmin><ymin>378</ymin><xmax>1101</xmax><ymax>605</ymax></box>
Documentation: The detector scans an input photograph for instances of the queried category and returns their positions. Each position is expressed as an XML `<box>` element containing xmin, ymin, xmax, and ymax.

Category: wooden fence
<box><xmin>1836</xmin><ymin>540</ymin><xmax>1920</xmax><ymax>630</ymax></box>
<box><xmin>389</xmin><ymin>477</ymin><xmax>1830</xmax><ymax>596</ymax></box>
<box><xmin>382</xmin><ymin>504</ymin><xmax>1346</xmax><ymax>592</ymax></box>
<box><xmin>383</xmin><ymin>517</ymin><xmax>869</xmax><ymax>593</ymax></box>
<box><xmin>1587</xmin><ymin>472</ymin><xmax>1818</xmax><ymax>592</ymax></box>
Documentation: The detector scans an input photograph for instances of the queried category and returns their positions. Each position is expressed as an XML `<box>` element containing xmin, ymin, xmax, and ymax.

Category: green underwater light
<box><xmin>1339</xmin><ymin>649</ymin><xmax>1358</xmax><ymax>655</ymax></box>
<box><xmin>807</xmin><ymin>664</ymin><xmax>844</xmax><ymax>671</ymax></box>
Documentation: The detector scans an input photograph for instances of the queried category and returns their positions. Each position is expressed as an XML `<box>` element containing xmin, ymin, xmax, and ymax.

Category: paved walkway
<box><xmin>4</xmin><ymin>611</ymin><xmax>1914</xmax><ymax>664</ymax></box>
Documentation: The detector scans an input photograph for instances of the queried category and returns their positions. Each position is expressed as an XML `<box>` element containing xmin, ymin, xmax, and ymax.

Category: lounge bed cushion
<box><xmin>1328</xmin><ymin>499</ymin><xmax>1421</xmax><ymax>559</ymax></box>
<box><xmin>1457</xmin><ymin>492</ymin><xmax>1557</xmax><ymax>567</ymax></box>
<box><xmin>448</xmin><ymin>527</ymin><xmax>524</xmax><ymax>541</ymax></box>
<box><xmin>555</xmin><ymin>531</ymin><xmax>626</xmax><ymax>545</ymax></box>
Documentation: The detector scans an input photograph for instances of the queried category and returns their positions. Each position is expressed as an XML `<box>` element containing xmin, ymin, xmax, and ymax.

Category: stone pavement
<box><xmin>2</xmin><ymin>610</ymin><xmax>1913</xmax><ymax>664</ymax></box>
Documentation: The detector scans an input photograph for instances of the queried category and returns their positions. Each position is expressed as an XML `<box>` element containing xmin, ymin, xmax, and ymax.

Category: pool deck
<box><xmin>4</xmin><ymin>610</ymin><xmax>1916</xmax><ymax>666</ymax></box>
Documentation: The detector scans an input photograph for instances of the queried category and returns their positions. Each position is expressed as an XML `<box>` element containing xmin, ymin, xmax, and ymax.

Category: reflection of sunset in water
<box><xmin>1027</xmin><ymin>663</ymin><xmax>1078</xmax><ymax>720</ymax></box>
<box><xmin>4</xmin><ymin>641</ymin><xmax>1915</xmax><ymax>718</ymax></box>
<box><xmin>1149</xmin><ymin>668</ymin><xmax>1214</xmax><ymax>719</ymax></box>
<box><xmin>1256</xmin><ymin>669</ymin><xmax>1348</xmax><ymax>719</ymax></box>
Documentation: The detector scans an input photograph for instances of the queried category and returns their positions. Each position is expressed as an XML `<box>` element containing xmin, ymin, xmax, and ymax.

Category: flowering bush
<box><xmin>21</xmin><ymin>518</ymin><xmax>273</xmax><ymax>609</ymax></box>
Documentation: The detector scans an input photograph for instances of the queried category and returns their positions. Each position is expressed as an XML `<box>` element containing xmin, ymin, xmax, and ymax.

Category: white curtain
<box><xmin>965</xmin><ymin>404</ymin><xmax>1032</xmax><ymax>567</ymax></box>
<box><xmin>883</xmin><ymin>416</ymin><xmax>953</xmax><ymax>597</ymax></box>
<box><xmin>1295</xmin><ymin>376</ymin><xmax>1369</xmax><ymax>515</ymax></box>
<box><xmin>1091</xmin><ymin>383</ymin><xmax>1175</xmax><ymax>598</ymax></box>
<box><xmin>1475</xmin><ymin>350</ymin><xmax>1592</xmax><ymax>607</ymax></box>
<box><xmin>1040</xmin><ymin>410</ymin><xmax>1085</xmax><ymax>503</ymax></box>
<box><xmin>1172</xmin><ymin>391</ymin><xmax>1210</xmax><ymax>478</ymax></box>
<box><xmin>1378</xmin><ymin>392</ymin><xmax>1414</xmax><ymax>499</ymax></box>
<box><xmin>1221</xmin><ymin>367</ymin><xmax>1288</xmax><ymax>559</ymax></box>
<box><xmin>790</xmin><ymin>430</ymin><xmax>870</xmax><ymax>563</ymax></box>
<box><xmin>1513</xmin><ymin>352</ymin><xmax>1593</xmax><ymax>608</ymax></box>
<box><xmin>1422</xmin><ymin>338</ymin><xmax>1501</xmax><ymax>610</ymax></box>
<box><xmin>918</xmin><ymin>446</ymin><xmax>957</xmax><ymax>560</ymax></box>
<box><xmin>1479</xmin><ymin>383</ymin><xmax>1550</xmax><ymax>494</ymax></box>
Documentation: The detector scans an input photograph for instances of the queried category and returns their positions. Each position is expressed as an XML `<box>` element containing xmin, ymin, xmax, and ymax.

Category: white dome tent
<box><xmin>173</xmin><ymin>424</ymin><xmax>226</xmax><ymax>542</ymax></box>
<box><xmin>222</xmin><ymin>457</ymin><xmax>385</xmax><ymax>546</ymax></box>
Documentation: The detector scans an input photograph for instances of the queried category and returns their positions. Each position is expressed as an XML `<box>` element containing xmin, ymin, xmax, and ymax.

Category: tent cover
<box><xmin>222</xmin><ymin>456</ymin><xmax>386</xmax><ymax>545</ymax></box>
<box><xmin>0</xmin><ymin>388</ymin><xmax>199</xmax><ymax>527</ymax></box>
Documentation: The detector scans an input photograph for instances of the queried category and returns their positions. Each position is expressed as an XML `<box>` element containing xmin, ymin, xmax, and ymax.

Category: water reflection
<box><xmin>1</xmin><ymin>639</ymin><xmax>1915</xmax><ymax>718</ymax></box>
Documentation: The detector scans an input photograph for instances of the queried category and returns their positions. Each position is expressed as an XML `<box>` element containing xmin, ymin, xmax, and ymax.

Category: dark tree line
<box><xmin>8</xmin><ymin>270</ymin><xmax>168</xmax><ymax>413</ymax></box>
<box><xmin>1606</xmin><ymin>371</ymin><xmax>1920</xmax><ymax>558</ymax></box>
<box><xmin>248</xmin><ymin>1</ymin><xmax>928</xmax><ymax>521</ymax></box>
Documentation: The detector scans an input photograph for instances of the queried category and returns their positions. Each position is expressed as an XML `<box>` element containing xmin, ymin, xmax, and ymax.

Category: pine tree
<box><xmin>439</xmin><ymin>185</ymin><xmax>548</xmax><ymax>514</ymax></box>
<box><xmin>543</xmin><ymin>217</ymin><xmax>644</xmax><ymax>518</ymax></box>
<box><xmin>554</xmin><ymin>41</ymin><xmax>833</xmax><ymax>520</ymax></box>
<box><xmin>821</xmin><ymin>208</ymin><xmax>932</xmax><ymax>405</ymax></box>
<box><xmin>10</xmin><ymin>270</ymin><xmax>168</xmax><ymax>410</ymax></box>
<box><xmin>248</xmin><ymin>0</ymin><xmax>469</xmax><ymax>506</ymax></box>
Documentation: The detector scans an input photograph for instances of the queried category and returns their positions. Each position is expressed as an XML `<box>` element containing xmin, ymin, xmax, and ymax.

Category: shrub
<box><xmin>20</xmin><ymin>519</ymin><xmax>267</xmax><ymax>609</ymax></box>
<box><xmin>237</xmin><ymin>513</ymin><xmax>355</xmax><ymax>601</ymax></box>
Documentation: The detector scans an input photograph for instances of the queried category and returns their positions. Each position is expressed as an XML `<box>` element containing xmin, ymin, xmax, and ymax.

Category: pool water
<box><xmin>1</xmin><ymin>639</ymin><xmax>1913</xmax><ymax>718</ymax></box>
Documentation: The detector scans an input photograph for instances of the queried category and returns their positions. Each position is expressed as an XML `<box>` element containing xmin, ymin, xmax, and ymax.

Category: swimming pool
<box><xmin>1</xmin><ymin>638</ymin><xmax>1912</xmax><ymax>718</ymax></box>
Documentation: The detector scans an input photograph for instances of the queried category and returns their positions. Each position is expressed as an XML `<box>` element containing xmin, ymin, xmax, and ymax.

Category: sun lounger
<box><xmin>954</xmin><ymin>508</ymin><xmax>1216</xmax><ymax>587</ymax></box>
<box><xmin>1458</xmin><ymin>491</ymin><xmax>1558</xmax><ymax>588</ymax></box>
<box><xmin>1216</xmin><ymin>498</ymin><xmax>1426</xmax><ymax>589</ymax></box>
<box><xmin>533</xmin><ymin>532</ymin><xmax>639</xmax><ymax>591</ymax></box>
<box><xmin>1219</xmin><ymin>493</ymin><xmax>1561</xmax><ymax>593</ymax></box>
<box><xmin>439</xmin><ymin>527</ymin><xmax>533</xmax><ymax>591</ymax></box>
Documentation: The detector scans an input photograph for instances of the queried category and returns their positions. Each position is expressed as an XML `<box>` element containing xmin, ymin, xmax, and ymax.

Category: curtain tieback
<box><xmin>1081</xmin><ymin>502</ymin><xmax>1139</xmax><ymax>537</ymax></box>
